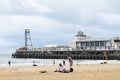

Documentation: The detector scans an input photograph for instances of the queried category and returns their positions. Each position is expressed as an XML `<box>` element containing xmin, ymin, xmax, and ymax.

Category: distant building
<box><xmin>41</xmin><ymin>44</ymin><xmax>72</xmax><ymax>51</ymax></box>
<box><xmin>68</xmin><ymin>31</ymin><xmax>120</xmax><ymax>50</ymax></box>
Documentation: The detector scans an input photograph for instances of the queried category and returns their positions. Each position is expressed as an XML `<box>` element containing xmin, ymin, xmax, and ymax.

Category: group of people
<box><xmin>54</xmin><ymin>55</ymin><xmax>73</xmax><ymax>73</ymax></box>
<box><xmin>8</xmin><ymin>55</ymin><xmax>73</xmax><ymax>73</ymax></box>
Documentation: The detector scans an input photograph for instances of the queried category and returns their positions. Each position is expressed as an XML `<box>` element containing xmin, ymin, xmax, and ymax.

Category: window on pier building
<box><xmin>100</xmin><ymin>41</ymin><xmax>105</xmax><ymax>46</ymax></box>
<box><xmin>95</xmin><ymin>41</ymin><xmax>99</xmax><ymax>46</ymax></box>
<box><xmin>90</xmin><ymin>41</ymin><xmax>94</xmax><ymax>46</ymax></box>
<box><xmin>86</xmin><ymin>42</ymin><xmax>89</xmax><ymax>46</ymax></box>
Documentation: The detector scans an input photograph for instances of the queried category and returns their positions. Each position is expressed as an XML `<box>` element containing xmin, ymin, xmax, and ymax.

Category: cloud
<box><xmin>0</xmin><ymin>0</ymin><xmax>120</xmax><ymax>53</ymax></box>
<box><xmin>0</xmin><ymin>0</ymin><xmax>52</xmax><ymax>15</ymax></box>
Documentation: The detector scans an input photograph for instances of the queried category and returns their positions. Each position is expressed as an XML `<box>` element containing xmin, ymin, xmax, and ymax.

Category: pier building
<box><xmin>70</xmin><ymin>31</ymin><xmax>120</xmax><ymax>50</ymax></box>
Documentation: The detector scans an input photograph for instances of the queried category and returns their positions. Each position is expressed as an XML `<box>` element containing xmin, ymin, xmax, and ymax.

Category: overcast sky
<box><xmin>0</xmin><ymin>0</ymin><xmax>120</xmax><ymax>54</ymax></box>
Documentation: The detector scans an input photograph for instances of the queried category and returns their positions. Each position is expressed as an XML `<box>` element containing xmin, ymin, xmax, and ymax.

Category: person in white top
<box><xmin>67</xmin><ymin>55</ymin><xmax>73</xmax><ymax>67</ymax></box>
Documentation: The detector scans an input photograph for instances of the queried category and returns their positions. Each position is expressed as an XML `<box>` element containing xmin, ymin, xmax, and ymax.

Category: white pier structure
<box><xmin>12</xmin><ymin>30</ymin><xmax>120</xmax><ymax>60</ymax></box>
<box><xmin>68</xmin><ymin>31</ymin><xmax>120</xmax><ymax>51</ymax></box>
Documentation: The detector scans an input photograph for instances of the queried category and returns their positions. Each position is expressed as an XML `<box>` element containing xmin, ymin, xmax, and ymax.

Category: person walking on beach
<box><xmin>67</xmin><ymin>55</ymin><xmax>73</xmax><ymax>67</ymax></box>
<box><xmin>53</xmin><ymin>59</ymin><xmax>55</xmax><ymax>65</ymax></box>
<box><xmin>63</xmin><ymin>59</ymin><xmax>65</xmax><ymax>65</ymax></box>
<box><xmin>67</xmin><ymin>55</ymin><xmax>74</xmax><ymax>72</ymax></box>
<box><xmin>8</xmin><ymin>60</ymin><xmax>11</xmax><ymax>66</ymax></box>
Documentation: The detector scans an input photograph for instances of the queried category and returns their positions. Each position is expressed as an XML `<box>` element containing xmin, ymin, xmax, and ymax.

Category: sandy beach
<box><xmin>0</xmin><ymin>64</ymin><xmax>120</xmax><ymax>80</ymax></box>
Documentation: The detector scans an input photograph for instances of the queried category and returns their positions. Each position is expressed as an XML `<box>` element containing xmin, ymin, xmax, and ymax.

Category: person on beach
<box><xmin>63</xmin><ymin>59</ymin><xmax>65</xmax><ymax>65</ymax></box>
<box><xmin>54</xmin><ymin>63</ymin><xmax>63</xmax><ymax>72</ymax></box>
<box><xmin>53</xmin><ymin>59</ymin><xmax>55</xmax><ymax>65</ymax></box>
<box><xmin>8</xmin><ymin>60</ymin><xmax>11</xmax><ymax>66</ymax></box>
<box><xmin>33</xmin><ymin>61</ymin><xmax>37</xmax><ymax>66</ymax></box>
<box><xmin>54</xmin><ymin>63</ymin><xmax>68</xmax><ymax>72</ymax></box>
<box><xmin>54</xmin><ymin>63</ymin><xmax>72</xmax><ymax>73</ymax></box>
<box><xmin>67</xmin><ymin>55</ymin><xmax>74</xmax><ymax>72</ymax></box>
<box><xmin>67</xmin><ymin>55</ymin><xmax>73</xmax><ymax>67</ymax></box>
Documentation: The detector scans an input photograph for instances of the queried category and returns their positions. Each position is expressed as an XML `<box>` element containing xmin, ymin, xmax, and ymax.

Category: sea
<box><xmin>0</xmin><ymin>54</ymin><xmax>120</xmax><ymax>67</ymax></box>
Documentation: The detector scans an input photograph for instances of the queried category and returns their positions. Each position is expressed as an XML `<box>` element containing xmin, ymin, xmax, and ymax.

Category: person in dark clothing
<box><xmin>8</xmin><ymin>60</ymin><xmax>11</xmax><ymax>66</ymax></box>
<box><xmin>63</xmin><ymin>60</ymin><xmax>65</xmax><ymax>65</ymax></box>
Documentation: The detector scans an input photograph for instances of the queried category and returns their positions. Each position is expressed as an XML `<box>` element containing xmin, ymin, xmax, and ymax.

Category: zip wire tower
<box><xmin>25</xmin><ymin>28</ymin><xmax>33</xmax><ymax>50</ymax></box>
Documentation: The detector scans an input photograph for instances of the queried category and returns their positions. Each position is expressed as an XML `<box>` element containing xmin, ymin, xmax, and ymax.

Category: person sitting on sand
<box><xmin>54</xmin><ymin>63</ymin><xmax>63</xmax><ymax>72</ymax></box>
<box><xmin>54</xmin><ymin>63</ymin><xmax>69</xmax><ymax>73</ymax></box>
<box><xmin>33</xmin><ymin>61</ymin><xmax>37</xmax><ymax>66</ymax></box>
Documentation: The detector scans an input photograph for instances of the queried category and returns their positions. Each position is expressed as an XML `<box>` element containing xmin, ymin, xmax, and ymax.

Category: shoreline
<box><xmin>0</xmin><ymin>64</ymin><xmax>120</xmax><ymax>80</ymax></box>
<box><xmin>0</xmin><ymin>59</ymin><xmax>120</xmax><ymax>67</ymax></box>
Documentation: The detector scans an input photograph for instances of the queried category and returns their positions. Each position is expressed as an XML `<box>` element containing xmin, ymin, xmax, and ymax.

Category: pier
<box><xmin>12</xmin><ymin>29</ymin><xmax>120</xmax><ymax>60</ymax></box>
<box><xmin>12</xmin><ymin>50</ymin><xmax>120</xmax><ymax>60</ymax></box>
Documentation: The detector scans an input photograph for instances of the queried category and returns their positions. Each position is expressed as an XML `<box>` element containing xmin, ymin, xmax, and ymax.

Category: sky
<box><xmin>0</xmin><ymin>0</ymin><xmax>120</xmax><ymax>54</ymax></box>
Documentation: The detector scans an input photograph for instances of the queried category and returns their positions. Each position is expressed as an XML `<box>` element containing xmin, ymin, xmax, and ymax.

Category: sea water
<box><xmin>0</xmin><ymin>54</ymin><xmax>120</xmax><ymax>67</ymax></box>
